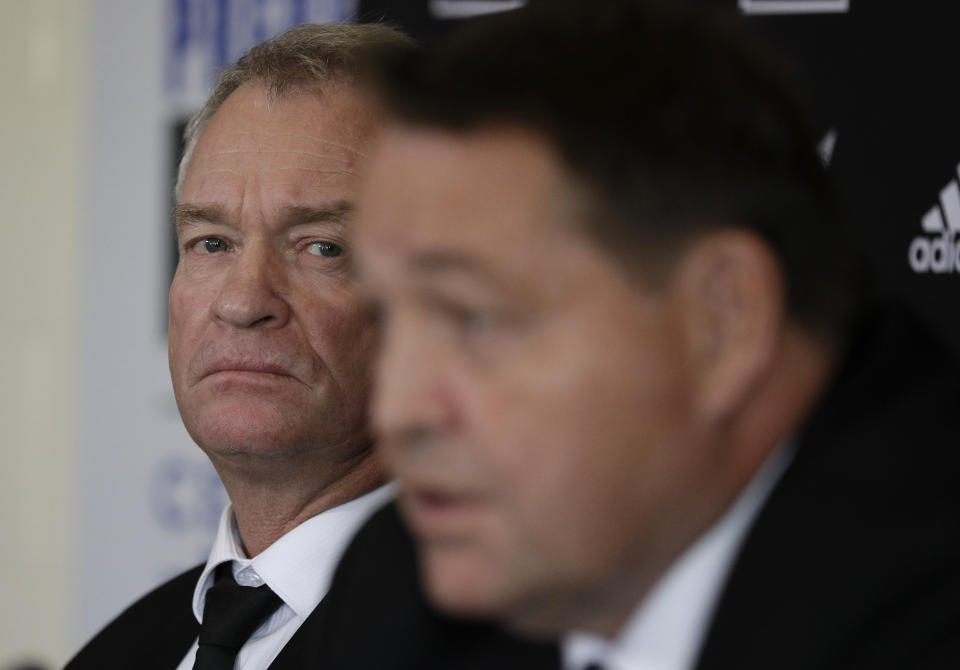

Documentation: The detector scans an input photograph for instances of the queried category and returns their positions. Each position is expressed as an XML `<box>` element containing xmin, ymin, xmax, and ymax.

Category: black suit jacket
<box><xmin>65</xmin><ymin>505</ymin><xmax>558</xmax><ymax>670</ymax></box>
<box><xmin>694</xmin><ymin>303</ymin><xmax>960</xmax><ymax>669</ymax></box>
<box><xmin>65</xmin><ymin>564</ymin><xmax>203</xmax><ymax>670</ymax></box>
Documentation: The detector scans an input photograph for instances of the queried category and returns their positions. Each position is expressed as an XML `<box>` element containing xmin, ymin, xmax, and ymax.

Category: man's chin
<box><xmin>179</xmin><ymin>390</ymin><xmax>324</xmax><ymax>448</ymax></box>
<box><xmin>421</xmin><ymin>545</ymin><xmax>520</xmax><ymax>619</ymax></box>
<box><xmin>420</xmin><ymin>547</ymin><xmax>584</xmax><ymax>638</ymax></box>
<box><xmin>185</xmin><ymin>410</ymin><xmax>318</xmax><ymax>462</ymax></box>
<box><xmin>199</xmin><ymin>438</ymin><xmax>303</xmax><ymax>460</ymax></box>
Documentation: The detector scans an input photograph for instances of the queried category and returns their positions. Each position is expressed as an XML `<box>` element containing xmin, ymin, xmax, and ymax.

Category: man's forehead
<box><xmin>357</xmin><ymin>143</ymin><xmax>623</xmax><ymax>306</ymax></box>
<box><xmin>193</xmin><ymin>81</ymin><xmax>375</xmax><ymax>161</ymax></box>
<box><xmin>181</xmin><ymin>137</ymin><xmax>365</xmax><ymax>191</ymax></box>
<box><xmin>378</xmin><ymin>122</ymin><xmax>560</xmax><ymax>175</ymax></box>
<box><xmin>177</xmin><ymin>161</ymin><xmax>362</xmax><ymax>222</ymax></box>
<box><xmin>196</xmin><ymin>129</ymin><xmax>370</xmax><ymax>157</ymax></box>
<box><xmin>360</xmin><ymin>124</ymin><xmax>593</xmax><ymax>259</ymax></box>
<box><xmin>179</xmin><ymin>83</ymin><xmax>376</xmax><ymax>217</ymax></box>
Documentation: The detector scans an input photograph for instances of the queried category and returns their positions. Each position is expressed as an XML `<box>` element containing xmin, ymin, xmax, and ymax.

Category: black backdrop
<box><xmin>357</xmin><ymin>0</ymin><xmax>960</xmax><ymax>358</ymax></box>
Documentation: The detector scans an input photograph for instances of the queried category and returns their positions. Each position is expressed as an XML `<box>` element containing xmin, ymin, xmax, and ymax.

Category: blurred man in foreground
<box><xmin>354</xmin><ymin>2</ymin><xmax>960</xmax><ymax>668</ymax></box>
<box><xmin>67</xmin><ymin>22</ymin><xmax>556</xmax><ymax>670</ymax></box>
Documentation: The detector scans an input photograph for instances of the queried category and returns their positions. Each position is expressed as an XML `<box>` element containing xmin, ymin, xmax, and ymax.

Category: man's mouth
<box><xmin>401</xmin><ymin>484</ymin><xmax>487</xmax><ymax>538</ymax></box>
<box><xmin>199</xmin><ymin>357</ymin><xmax>304</xmax><ymax>388</ymax></box>
<box><xmin>202</xmin><ymin>354</ymin><xmax>299</xmax><ymax>377</ymax></box>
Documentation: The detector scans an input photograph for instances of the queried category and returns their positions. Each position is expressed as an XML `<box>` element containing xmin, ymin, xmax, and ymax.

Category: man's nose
<box><xmin>210</xmin><ymin>244</ymin><xmax>291</xmax><ymax>329</ymax></box>
<box><xmin>372</xmin><ymin>318</ymin><xmax>456</xmax><ymax>453</ymax></box>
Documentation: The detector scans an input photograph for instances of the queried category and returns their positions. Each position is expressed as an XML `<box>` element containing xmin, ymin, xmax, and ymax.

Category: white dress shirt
<box><xmin>175</xmin><ymin>483</ymin><xmax>394</xmax><ymax>670</ymax></box>
<box><xmin>563</xmin><ymin>445</ymin><xmax>794</xmax><ymax>670</ymax></box>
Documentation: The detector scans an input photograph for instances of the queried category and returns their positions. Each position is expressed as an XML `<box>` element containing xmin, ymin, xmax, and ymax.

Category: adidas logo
<box><xmin>909</xmin><ymin>164</ymin><xmax>960</xmax><ymax>274</ymax></box>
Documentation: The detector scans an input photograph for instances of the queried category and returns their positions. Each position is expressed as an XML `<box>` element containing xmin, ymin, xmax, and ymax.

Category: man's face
<box><xmin>169</xmin><ymin>82</ymin><xmax>376</xmax><ymax>462</ymax></box>
<box><xmin>356</xmin><ymin>126</ymin><xmax>708</xmax><ymax>634</ymax></box>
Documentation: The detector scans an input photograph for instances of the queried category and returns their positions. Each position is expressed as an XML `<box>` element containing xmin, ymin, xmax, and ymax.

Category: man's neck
<box><xmin>214</xmin><ymin>443</ymin><xmax>387</xmax><ymax>557</ymax></box>
<box><xmin>562</xmin><ymin>441</ymin><xmax>794</xmax><ymax>670</ymax></box>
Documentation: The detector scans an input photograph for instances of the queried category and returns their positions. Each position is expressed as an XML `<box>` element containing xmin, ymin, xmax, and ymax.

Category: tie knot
<box><xmin>193</xmin><ymin>563</ymin><xmax>283</xmax><ymax>670</ymax></box>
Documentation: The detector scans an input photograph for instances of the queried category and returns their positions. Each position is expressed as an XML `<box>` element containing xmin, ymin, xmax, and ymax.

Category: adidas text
<box><xmin>909</xmin><ymin>167</ymin><xmax>960</xmax><ymax>274</ymax></box>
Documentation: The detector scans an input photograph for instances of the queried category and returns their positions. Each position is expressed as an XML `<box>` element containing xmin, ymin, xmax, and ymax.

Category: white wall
<box><xmin>78</xmin><ymin>0</ymin><xmax>215</xmax><ymax>649</ymax></box>
<box><xmin>0</xmin><ymin>1</ymin><xmax>82</xmax><ymax>667</ymax></box>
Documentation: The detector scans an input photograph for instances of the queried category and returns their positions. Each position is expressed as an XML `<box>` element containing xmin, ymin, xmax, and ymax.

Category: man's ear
<box><xmin>670</xmin><ymin>230</ymin><xmax>785</xmax><ymax>424</ymax></box>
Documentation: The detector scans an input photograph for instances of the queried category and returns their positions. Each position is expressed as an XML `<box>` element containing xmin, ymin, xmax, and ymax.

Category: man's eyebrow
<box><xmin>408</xmin><ymin>250</ymin><xmax>504</xmax><ymax>286</ymax></box>
<box><xmin>279</xmin><ymin>201</ymin><xmax>354</xmax><ymax>228</ymax></box>
<box><xmin>174</xmin><ymin>204</ymin><xmax>228</xmax><ymax>233</ymax></box>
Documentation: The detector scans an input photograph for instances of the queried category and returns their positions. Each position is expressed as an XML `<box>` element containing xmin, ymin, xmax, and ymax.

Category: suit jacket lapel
<box><xmin>264</xmin><ymin>588</ymin><xmax>333</xmax><ymax>668</ymax></box>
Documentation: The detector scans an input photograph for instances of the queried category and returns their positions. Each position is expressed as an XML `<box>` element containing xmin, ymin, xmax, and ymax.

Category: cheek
<box><xmin>465</xmin><ymin>379</ymin><xmax>586</xmax><ymax>539</ymax></box>
<box><xmin>168</xmin><ymin>278</ymin><xmax>207</xmax><ymax>370</ymax></box>
<box><xmin>460</xmin><ymin>397</ymin><xmax>629</xmax><ymax>603</ymax></box>
<box><xmin>301</xmin><ymin>291</ymin><xmax>378</xmax><ymax>394</ymax></box>
<box><xmin>469</xmin><ymin>332</ymin><xmax>683</xmax><ymax>570</ymax></box>
<box><xmin>475</xmin><ymin>402</ymin><xmax>645</xmax><ymax>590</ymax></box>
<box><xmin>469</xmin><ymin>332</ymin><xmax>627</xmax><ymax>497</ymax></box>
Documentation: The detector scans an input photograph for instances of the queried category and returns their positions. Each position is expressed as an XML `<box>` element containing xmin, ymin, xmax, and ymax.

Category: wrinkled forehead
<box><xmin>180</xmin><ymin>82</ymin><xmax>379</xmax><ymax>206</ymax></box>
<box><xmin>220</xmin><ymin>83</ymin><xmax>374</xmax><ymax>146</ymax></box>
<box><xmin>178</xmin><ymin>79</ymin><xmax>379</xmax><ymax>195</ymax></box>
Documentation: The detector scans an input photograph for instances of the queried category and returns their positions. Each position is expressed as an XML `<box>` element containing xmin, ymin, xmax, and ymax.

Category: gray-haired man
<box><xmin>65</xmin><ymin>23</ymin><xmax>557</xmax><ymax>670</ymax></box>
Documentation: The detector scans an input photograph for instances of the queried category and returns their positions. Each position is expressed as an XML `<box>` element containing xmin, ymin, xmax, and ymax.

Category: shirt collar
<box><xmin>191</xmin><ymin>483</ymin><xmax>395</xmax><ymax>624</ymax></box>
<box><xmin>563</xmin><ymin>443</ymin><xmax>794</xmax><ymax>670</ymax></box>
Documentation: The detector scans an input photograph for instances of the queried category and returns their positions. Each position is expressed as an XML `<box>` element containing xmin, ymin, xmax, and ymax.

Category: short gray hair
<box><xmin>176</xmin><ymin>22</ymin><xmax>413</xmax><ymax>197</ymax></box>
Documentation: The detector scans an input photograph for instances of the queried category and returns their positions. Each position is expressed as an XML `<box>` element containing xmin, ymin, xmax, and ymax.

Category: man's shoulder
<box><xmin>298</xmin><ymin>502</ymin><xmax>559</xmax><ymax>670</ymax></box>
<box><xmin>697</xmin><ymin>304</ymin><xmax>960</xmax><ymax>669</ymax></box>
<box><xmin>65</xmin><ymin>563</ymin><xmax>203</xmax><ymax>670</ymax></box>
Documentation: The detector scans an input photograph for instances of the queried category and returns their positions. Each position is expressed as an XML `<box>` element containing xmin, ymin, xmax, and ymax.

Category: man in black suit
<box><xmin>66</xmin><ymin>22</ymin><xmax>557</xmax><ymax>670</ymax></box>
<box><xmin>352</xmin><ymin>1</ymin><xmax>960</xmax><ymax>668</ymax></box>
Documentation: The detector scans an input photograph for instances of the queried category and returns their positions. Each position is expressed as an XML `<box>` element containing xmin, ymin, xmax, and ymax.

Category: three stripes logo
<box><xmin>909</xmin><ymin>163</ymin><xmax>960</xmax><ymax>274</ymax></box>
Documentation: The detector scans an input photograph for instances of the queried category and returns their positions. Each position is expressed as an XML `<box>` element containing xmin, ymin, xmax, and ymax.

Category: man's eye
<box><xmin>458</xmin><ymin>309</ymin><xmax>495</xmax><ymax>334</ymax></box>
<box><xmin>307</xmin><ymin>241</ymin><xmax>343</xmax><ymax>258</ymax></box>
<box><xmin>191</xmin><ymin>237</ymin><xmax>229</xmax><ymax>254</ymax></box>
<box><xmin>443</xmin><ymin>304</ymin><xmax>497</xmax><ymax>337</ymax></box>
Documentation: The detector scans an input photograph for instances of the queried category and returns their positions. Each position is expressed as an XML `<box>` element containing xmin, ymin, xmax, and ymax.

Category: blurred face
<box><xmin>169</xmin><ymin>82</ymin><xmax>376</xmax><ymax>462</ymax></box>
<box><xmin>356</xmin><ymin>126</ymin><xmax>707</xmax><ymax>635</ymax></box>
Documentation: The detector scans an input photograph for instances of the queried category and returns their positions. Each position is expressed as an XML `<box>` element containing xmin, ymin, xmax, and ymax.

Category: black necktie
<box><xmin>193</xmin><ymin>563</ymin><xmax>283</xmax><ymax>670</ymax></box>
